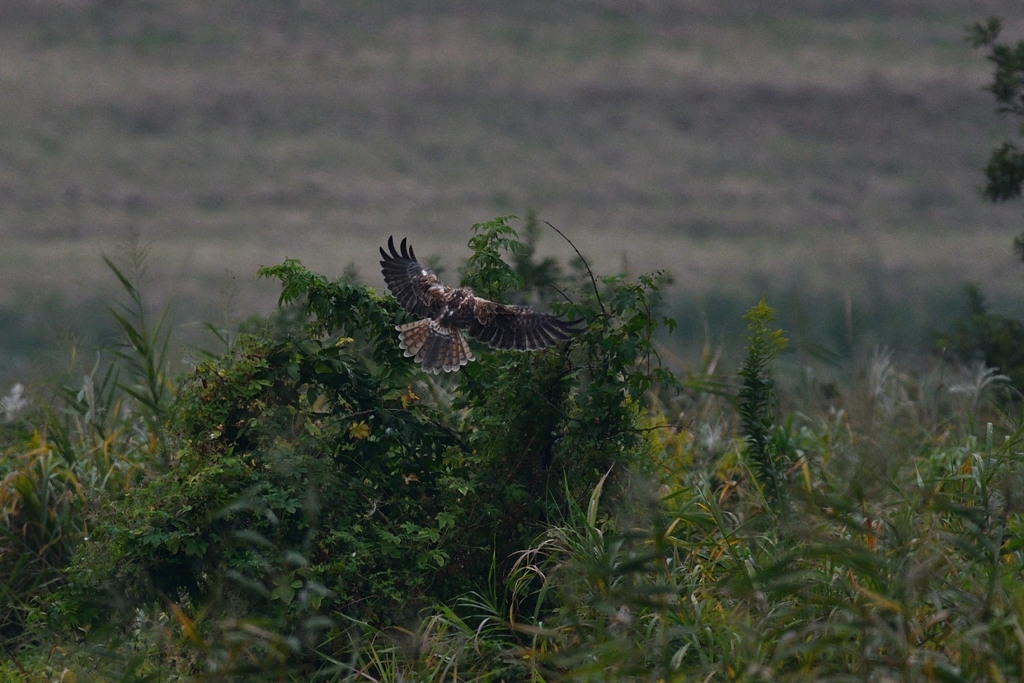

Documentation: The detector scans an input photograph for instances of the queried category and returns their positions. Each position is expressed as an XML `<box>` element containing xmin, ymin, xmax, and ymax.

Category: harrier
<box><xmin>379</xmin><ymin>236</ymin><xmax>582</xmax><ymax>373</ymax></box>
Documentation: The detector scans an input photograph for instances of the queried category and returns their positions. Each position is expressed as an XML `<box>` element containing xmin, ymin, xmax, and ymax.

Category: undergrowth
<box><xmin>0</xmin><ymin>219</ymin><xmax>1022</xmax><ymax>682</ymax></box>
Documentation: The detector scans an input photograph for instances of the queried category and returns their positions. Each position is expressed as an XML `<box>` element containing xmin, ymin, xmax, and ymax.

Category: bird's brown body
<box><xmin>379</xmin><ymin>236</ymin><xmax>581</xmax><ymax>373</ymax></box>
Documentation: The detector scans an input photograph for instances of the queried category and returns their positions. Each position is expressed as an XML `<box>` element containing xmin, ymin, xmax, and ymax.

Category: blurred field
<box><xmin>1</xmin><ymin>0</ymin><xmax>1023</xmax><ymax>381</ymax></box>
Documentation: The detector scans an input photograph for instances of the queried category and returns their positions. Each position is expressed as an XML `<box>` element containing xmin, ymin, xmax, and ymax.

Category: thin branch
<box><xmin>550</xmin><ymin>283</ymin><xmax>574</xmax><ymax>305</ymax></box>
<box><xmin>545</xmin><ymin>221</ymin><xmax>605</xmax><ymax>318</ymax></box>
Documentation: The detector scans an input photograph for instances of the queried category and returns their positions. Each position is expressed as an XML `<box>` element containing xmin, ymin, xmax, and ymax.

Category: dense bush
<box><xmin>38</xmin><ymin>219</ymin><xmax>672</xmax><ymax>672</ymax></box>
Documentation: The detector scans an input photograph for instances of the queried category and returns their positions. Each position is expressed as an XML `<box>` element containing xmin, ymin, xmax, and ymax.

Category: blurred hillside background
<box><xmin>1</xmin><ymin>0</ymin><xmax>1022</xmax><ymax>384</ymax></box>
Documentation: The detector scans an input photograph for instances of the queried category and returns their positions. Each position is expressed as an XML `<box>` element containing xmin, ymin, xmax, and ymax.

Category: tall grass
<box><xmin>0</xmin><ymin>255</ymin><xmax>170</xmax><ymax>657</ymax></box>
<box><xmin>332</xmin><ymin>350</ymin><xmax>1024</xmax><ymax>681</ymax></box>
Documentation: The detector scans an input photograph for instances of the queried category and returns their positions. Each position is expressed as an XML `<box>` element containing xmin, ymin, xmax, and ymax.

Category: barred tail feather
<box><xmin>396</xmin><ymin>319</ymin><xmax>474</xmax><ymax>373</ymax></box>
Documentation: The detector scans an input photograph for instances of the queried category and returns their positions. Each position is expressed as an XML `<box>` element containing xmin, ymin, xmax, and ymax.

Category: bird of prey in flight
<box><xmin>379</xmin><ymin>236</ymin><xmax>582</xmax><ymax>373</ymax></box>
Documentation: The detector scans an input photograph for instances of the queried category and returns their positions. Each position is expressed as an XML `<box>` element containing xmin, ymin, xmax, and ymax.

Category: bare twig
<box><xmin>550</xmin><ymin>283</ymin><xmax>574</xmax><ymax>305</ymax></box>
<box><xmin>545</xmin><ymin>221</ymin><xmax>605</xmax><ymax>318</ymax></box>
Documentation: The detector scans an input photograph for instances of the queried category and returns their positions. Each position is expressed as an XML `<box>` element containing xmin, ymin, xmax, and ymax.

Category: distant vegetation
<box><xmin>0</xmin><ymin>0</ymin><xmax>1022</xmax><ymax>384</ymax></box>
<box><xmin>936</xmin><ymin>18</ymin><xmax>1024</xmax><ymax>400</ymax></box>
<box><xmin>2</xmin><ymin>222</ymin><xmax>1024</xmax><ymax>681</ymax></box>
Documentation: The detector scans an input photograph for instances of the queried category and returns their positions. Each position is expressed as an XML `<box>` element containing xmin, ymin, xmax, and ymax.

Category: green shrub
<box><xmin>55</xmin><ymin>219</ymin><xmax>678</xmax><ymax>677</ymax></box>
<box><xmin>736</xmin><ymin>297</ymin><xmax>789</xmax><ymax>504</ymax></box>
<box><xmin>60</xmin><ymin>294</ymin><xmax>471</xmax><ymax>630</ymax></box>
<box><xmin>455</xmin><ymin>218</ymin><xmax>673</xmax><ymax>569</ymax></box>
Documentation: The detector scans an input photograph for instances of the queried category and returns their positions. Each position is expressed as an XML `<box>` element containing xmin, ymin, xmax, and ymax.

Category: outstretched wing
<box><xmin>462</xmin><ymin>298</ymin><xmax>583</xmax><ymax>351</ymax></box>
<box><xmin>379</xmin><ymin>236</ymin><xmax>447</xmax><ymax>317</ymax></box>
